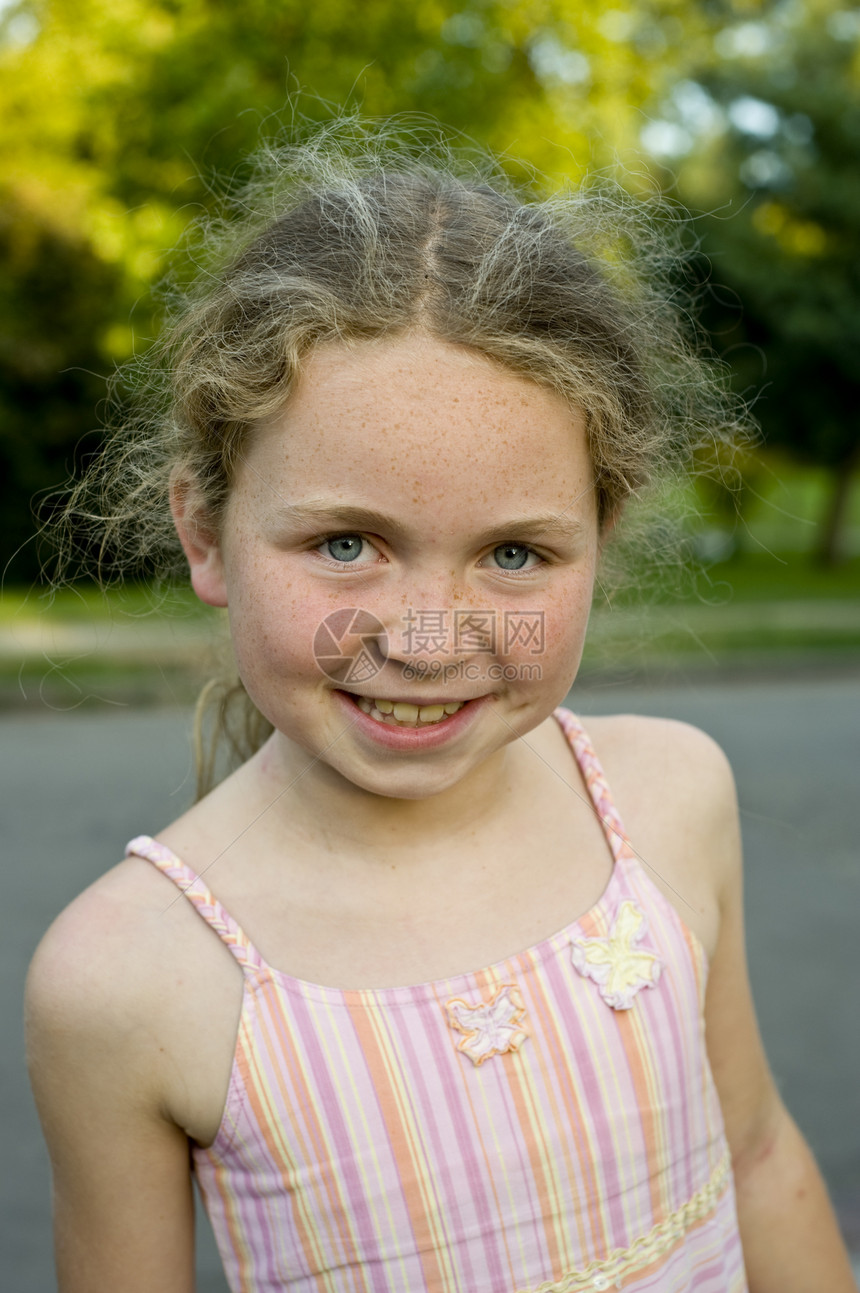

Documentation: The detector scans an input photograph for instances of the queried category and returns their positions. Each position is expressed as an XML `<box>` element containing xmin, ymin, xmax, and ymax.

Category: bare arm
<box><xmin>702</xmin><ymin>745</ymin><xmax>856</xmax><ymax>1291</ymax></box>
<box><xmin>25</xmin><ymin>885</ymin><xmax>197</xmax><ymax>1293</ymax></box>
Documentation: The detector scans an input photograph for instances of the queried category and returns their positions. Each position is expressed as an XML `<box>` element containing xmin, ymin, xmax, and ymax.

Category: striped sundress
<box><xmin>127</xmin><ymin>707</ymin><xmax>748</xmax><ymax>1292</ymax></box>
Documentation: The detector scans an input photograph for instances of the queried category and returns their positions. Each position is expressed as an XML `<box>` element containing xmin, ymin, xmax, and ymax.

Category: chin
<box><xmin>332</xmin><ymin>761</ymin><xmax>480</xmax><ymax>802</ymax></box>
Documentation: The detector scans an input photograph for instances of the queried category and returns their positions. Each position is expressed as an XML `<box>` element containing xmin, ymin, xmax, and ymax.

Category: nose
<box><xmin>376</xmin><ymin>570</ymin><xmax>493</xmax><ymax>668</ymax></box>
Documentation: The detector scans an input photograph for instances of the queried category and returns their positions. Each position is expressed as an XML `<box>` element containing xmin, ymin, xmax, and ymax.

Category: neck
<box><xmin>249</xmin><ymin>726</ymin><xmax>542</xmax><ymax>862</ymax></box>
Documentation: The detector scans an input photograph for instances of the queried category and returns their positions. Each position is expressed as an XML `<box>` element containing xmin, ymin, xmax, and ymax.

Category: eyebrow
<box><xmin>274</xmin><ymin>500</ymin><xmax>587</xmax><ymax>545</ymax></box>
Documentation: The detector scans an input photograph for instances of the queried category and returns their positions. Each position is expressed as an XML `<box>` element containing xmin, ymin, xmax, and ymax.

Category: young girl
<box><xmin>26</xmin><ymin>129</ymin><xmax>855</xmax><ymax>1292</ymax></box>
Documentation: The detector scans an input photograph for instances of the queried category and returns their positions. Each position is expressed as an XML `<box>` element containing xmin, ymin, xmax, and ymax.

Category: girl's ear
<box><xmin>170</xmin><ymin>475</ymin><xmax>229</xmax><ymax>608</ymax></box>
<box><xmin>597</xmin><ymin>504</ymin><xmax>620</xmax><ymax>553</ymax></box>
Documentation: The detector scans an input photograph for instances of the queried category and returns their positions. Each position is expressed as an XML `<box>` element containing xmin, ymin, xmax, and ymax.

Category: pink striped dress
<box><xmin>127</xmin><ymin>708</ymin><xmax>747</xmax><ymax>1292</ymax></box>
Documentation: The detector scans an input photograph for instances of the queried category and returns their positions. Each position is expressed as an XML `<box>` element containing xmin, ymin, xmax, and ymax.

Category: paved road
<box><xmin>4</xmin><ymin>671</ymin><xmax>859</xmax><ymax>1290</ymax></box>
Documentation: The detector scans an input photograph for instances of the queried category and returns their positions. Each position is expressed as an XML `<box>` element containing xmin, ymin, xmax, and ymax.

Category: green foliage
<box><xmin>1</xmin><ymin>0</ymin><xmax>858</xmax><ymax>577</ymax></box>
<box><xmin>686</xmin><ymin>12</ymin><xmax>860</xmax><ymax>464</ymax></box>
<box><xmin>0</xmin><ymin>0</ymin><xmax>707</xmax><ymax>580</ymax></box>
<box><xmin>654</xmin><ymin>2</ymin><xmax>860</xmax><ymax>557</ymax></box>
<box><xmin>0</xmin><ymin>195</ymin><xmax>123</xmax><ymax>577</ymax></box>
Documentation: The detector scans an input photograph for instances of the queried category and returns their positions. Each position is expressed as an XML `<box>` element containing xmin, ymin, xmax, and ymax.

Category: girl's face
<box><xmin>183</xmin><ymin>334</ymin><xmax>600</xmax><ymax>802</ymax></box>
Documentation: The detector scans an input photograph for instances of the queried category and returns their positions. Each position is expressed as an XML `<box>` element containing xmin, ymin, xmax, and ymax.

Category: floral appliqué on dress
<box><xmin>571</xmin><ymin>900</ymin><xmax>663</xmax><ymax>1010</ymax></box>
<box><xmin>445</xmin><ymin>984</ymin><xmax>529</xmax><ymax>1065</ymax></box>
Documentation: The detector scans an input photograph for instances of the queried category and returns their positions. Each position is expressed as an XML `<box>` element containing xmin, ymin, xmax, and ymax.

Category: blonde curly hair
<box><xmin>52</xmin><ymin>118</ymin><xmax>750</xmax><ymax>793</ymax></box>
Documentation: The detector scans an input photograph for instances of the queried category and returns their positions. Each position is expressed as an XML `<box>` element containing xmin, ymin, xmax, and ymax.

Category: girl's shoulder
<box><xmin>26</xmin><ymin>849</ymin><xmax>243</xmax><ymax>1138</ymax></box>
<box><xmin>575</xmin><ymin>711</ymin><xmax>740</xmax><ymax>956</ymax></box>
<box><xmin>580</xmin><ymin>710</ymin><xmax>736</xmax><ymax>804</ymax></box>
<box><xmin>28</xmin><ymin>851</ymin><xmax>214</xmax><ymax>1006</ymax></box>
<box><xmin>27</xmin><ymin>750</ymin><xmax>257</xmax><ymax>1026</ymax></box>
<box><xmin>24</xmin><ymin>856</ymin><xmax>236</xmax><ymax>1282</ymax></box>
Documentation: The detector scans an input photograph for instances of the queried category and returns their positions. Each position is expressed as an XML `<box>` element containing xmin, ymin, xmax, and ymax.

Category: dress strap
<box><xmin>553</xmin><ymin>708</ymin><xmax>633</xmax><ymax>865</ymax></box>
<box><xmin>126</xmin><ymin>835</ymin><xmax>266</xmax><ymax>974</ymax></box>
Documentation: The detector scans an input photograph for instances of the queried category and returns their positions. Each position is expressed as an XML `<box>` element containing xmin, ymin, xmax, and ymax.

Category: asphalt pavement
<box><xmin>4</xmin><ymin>669</ymin><xmax>859</xmax><ymax>1290</ymax></box>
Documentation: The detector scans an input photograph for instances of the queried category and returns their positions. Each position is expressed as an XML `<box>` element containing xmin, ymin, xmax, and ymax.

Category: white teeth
<box><xmin>351</xmin><ymin>695</ymin><xmax>466</xmax><ymax>727</ymax></box>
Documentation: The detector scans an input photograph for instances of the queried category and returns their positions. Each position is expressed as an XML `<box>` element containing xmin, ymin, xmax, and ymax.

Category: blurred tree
<box><xmin>0</xmin><ymin>197</ymin><xmax>123</xmax><ymax>577</ymax></box>
<box><xmin>649</xmin><ymin>1</ymin><xmax>860</xmax><ymax>562</ymax></box>
<box><xmin>0</xmin><ymin>0</ymin><xmax>735</xmax><ymax>578</ymax></box>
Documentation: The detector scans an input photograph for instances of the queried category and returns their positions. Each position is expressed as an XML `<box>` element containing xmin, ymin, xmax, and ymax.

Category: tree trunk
<box><xmin>815</xmin><ymin>443</ymin><xmax>860</xmax><ymax>565</ymax></box>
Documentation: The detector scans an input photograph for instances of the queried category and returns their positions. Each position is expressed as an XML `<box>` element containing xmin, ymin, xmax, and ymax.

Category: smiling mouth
<box><xmin>344</xmin><ymin>693</ymin><xmax>467</xmax><ymax>727</ymax></box>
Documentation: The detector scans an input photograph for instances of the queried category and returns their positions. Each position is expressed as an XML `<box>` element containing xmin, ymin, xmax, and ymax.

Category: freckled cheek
<box><xmin>545</xmin><ymin>614</ymin><xmax>589</xmax><ymax>666</ymax></box>
<box><xmin>226</xmin><ymin>568</ymin><xmax>306</xmax><ymax>672</ymax></box>
<box><xmin>526</xmin><ymin>588</ymin><xmax>593</xmax><ymax>675</ymax></box>
<box><xmin>229</xmin><ymin>570</ymin><xmax>331</xmax><ymax>686</ymax></box>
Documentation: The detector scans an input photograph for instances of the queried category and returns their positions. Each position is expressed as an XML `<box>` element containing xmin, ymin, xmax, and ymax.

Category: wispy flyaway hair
<box><xmin>48</xmin><ymin>116</ymin><xmax>752</xmax><ymax>791</ymax></box>
<box><xmin>54</xmin><ymin>115</ymin><xmax>747</xmax><ymax>582</ymax></box>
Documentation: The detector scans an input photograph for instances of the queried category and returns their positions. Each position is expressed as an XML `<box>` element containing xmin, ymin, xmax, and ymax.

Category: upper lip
<box><xmin>341</xmin><ymin>691</ymin><xmax>479</xmax><ymax>706</ymax></box>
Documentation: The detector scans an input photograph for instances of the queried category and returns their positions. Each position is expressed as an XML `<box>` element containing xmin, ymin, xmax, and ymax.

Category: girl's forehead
<box><xmin>243</xmin><ymin>335</ymin><xmax>598</xmax><ymax>526</ymax></box>
<box><xmin>294</xmin><ymin>334</ymin><xmax>558</xmax><ymax>407</ymax></box>
<box><xmin>276</xmin><ymin>335</ymin><xmax>589</xmax><ymax>453</ymax></box>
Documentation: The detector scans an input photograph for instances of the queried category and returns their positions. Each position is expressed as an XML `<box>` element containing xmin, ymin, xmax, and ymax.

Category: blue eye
<box><xmin>325</xmin><ymin>535</ymin><xmax>365</xmax><ymax>563</ymax></box>
<box><xmin>492</xmin><ymin>544</ymin><xmax>534</xmax><ymax>571</ymax></box>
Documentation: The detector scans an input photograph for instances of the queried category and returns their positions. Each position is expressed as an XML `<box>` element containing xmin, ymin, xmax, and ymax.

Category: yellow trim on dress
<box><xmin>517</xmin><ymin>1151</ymin><xmax>734</xmax><ymax>1292</ymax></box>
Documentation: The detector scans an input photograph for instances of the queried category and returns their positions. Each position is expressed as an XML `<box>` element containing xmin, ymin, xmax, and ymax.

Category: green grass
<box><xmin>581</xmin><ymin>612</ymin><xmax>860</xmax><ymax>676</ymax></box>
<box><xmin>682</xmin><ymin>553</ymin><xmax>860</xmax><ymax>603</ymax></box>
<box><xmin>4</xmin><ymin>657</ymin><xmax>206</xmax><ymax>709</ymax></box>
<box><xmin>0</xmin><ymin>581</ymin><xmax>212</xmax><ymax>624</ymax></box>
<box><xmin>0</xmin><ymin>583</ymin><xmax>220</xmax><ymax>708</ymax></box>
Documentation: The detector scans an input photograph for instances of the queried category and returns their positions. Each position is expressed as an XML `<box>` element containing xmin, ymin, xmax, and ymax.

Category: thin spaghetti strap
<box><xmin>553</xmin><ymin>708</ymin><xmax>633</xmax><ymax>864</ymax></box>
<box><xmin>126</xmin><ymin>835</ymin><xmax>267</xmax><ymax>974</ymax></box>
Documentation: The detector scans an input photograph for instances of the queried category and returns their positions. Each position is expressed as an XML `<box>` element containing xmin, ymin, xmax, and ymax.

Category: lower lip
<box><xmin>335</xmin><ymin>691</ymin><xmax>491</xmax><ymax>750</ymax></box>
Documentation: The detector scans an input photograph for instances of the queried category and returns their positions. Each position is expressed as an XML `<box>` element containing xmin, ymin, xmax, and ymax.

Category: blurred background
<box><xmin>1</xmin><ymin>0</ymin><xmax>858</xmax><ymax>1287</ymax></box>
<box><xmin>0</xmin><ymin>0</ymin><xmax>858</xmax><ymax>689</ymax></box>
